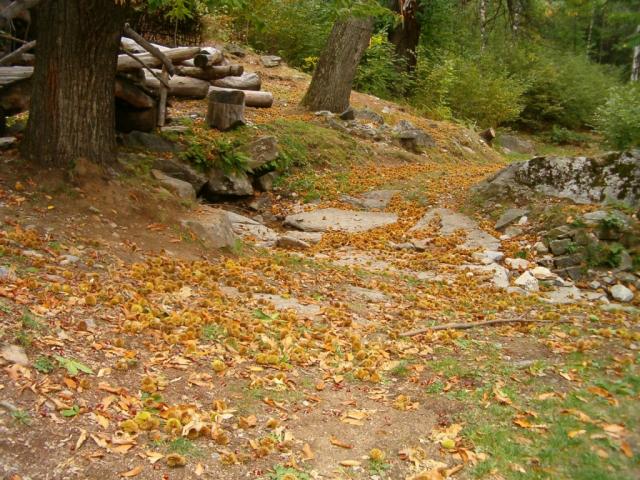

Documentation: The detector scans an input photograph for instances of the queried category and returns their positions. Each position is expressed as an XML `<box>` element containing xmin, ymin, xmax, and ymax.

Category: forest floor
<box><xmin>0</xmin><ymin>53</ymin><xmax>638</xmax><ymax>480</ymax></box>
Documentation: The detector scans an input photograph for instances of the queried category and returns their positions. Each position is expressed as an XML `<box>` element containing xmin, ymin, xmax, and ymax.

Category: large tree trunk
<box><xmin>22</xmin><ymin>0</ymin><xmax>126</xmax><ymax>167</ymax></box>
<box><xmin>388</xmin><ymin>0</ymin><xmax>422</xmax><ymax>72</ymax></box>
<box><xmin>301</xmin><ymin>16</ymin><xmax>374</xmax><ymax>113</ymax></box>
<box><xmin>632</xmin><ymin>25</ymin><xmax>640</xmax><ymax>82</ymax></box>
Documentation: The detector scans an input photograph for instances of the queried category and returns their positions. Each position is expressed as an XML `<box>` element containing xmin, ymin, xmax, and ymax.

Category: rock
<box><xmin>202</xmin><ymin>168</ymin><xmax>253</xmax><ymax>198</ymax></box>
<box><xmin>534</xmin><ymin>241</ymin><xmax>549</xmax><ymax>254</ymax></box>
<box><xmin>472</xmin><ymin>250</ymin><xmax>504</xmax><ymax>265</ymax></box>
<box><xmin>582</xmin><ymin>210</ymin><xmax>608</xmax><ymax>226</ymax></box>
<box><xmin>514</xmin><ymin>271</ymin><xmax>539</xmax><ymax>292</ymax></box>
<box><xmin>224</xmin><ymin>211</ymin><xmax>261</xmax><ymax>225</ymax></box>
<box><xmin>284</xmin><ymin>208</ymin><xmax>398</xmax><ymax>233</ymax></box>
<box><xmin>181</xmin><ymin>210</ymin><xmax>238</xmax><ymax>249</ymax></box>
<box><xmin>354</xmin><ymin>109</ymin><xmax>384</xmax><ymax>125</ymax></box>
<box><xmin>588</xmin><ymin>280</ymin><xmax>602</xmax><ymax>290</ymax></box>
<box><xmin>549</xmin><ymin>238</ymin><xmax>572</xmax><ymax>255</ymax></box>
<box><xmin>238</xmin><ymin>136</ymin><xmax>279</xmax><ymax>171</ymax></box>
<box><xmin>260</xmin><ymin>55</ymin><xmax>281</xmax><ymax>67</ymax></box>
<box><xmin>504</xmin><ymin>226</ymin><xmax>524</xmax><ymax>238</ymax></box>
<box><xmin>253</xmin><ymin>293</ymin><xmax>321</xmax><ymax>318</ymax></box>
<box><xmin>160</xmin><ymin>125</ymin><xmax>190</xmax><ymax>134</ymax></box>
<box><xmin>543</xmin><ymin>286</ymin><xmax>582</xmax><ymax>304</ymax></box>
<box><xmin>547</xmin><ymin>225</ymin><xmax>573</xmax><ymax>239</ymax></box>
<box><xmin>393</xmin><ymin>120</ymin><xmax>436</xmax><ymax>153</ymax></box>
<box><xmin>600</xmin><ymin>303</ymin><xmax>640</xmax><ymax>314</ymax></box>
<box><xmin>0</xmin><ymin>266</ymin><xmax>15</xmax><ymax>280</ymax></box>
<box><xmin>0</xmin><ymin>345</ymin><xmax>29</xmax><ymax>366</ymax></box>
<box><xmin>256</xmin><ymin>172</ymin><xmax>278</xmax><ymax>192</ymax></box>
<box><xmin>537</xmin><ymin>255</ymin><xmax>555</xmax><ymax>269</ymax></box>
<box><xmin>339</xmin><ymin>107</ymin><xmax>355</xmax><ymax>121</ymax></box>
<box><xmin>314</xmin><ymin>110</ymin><xmax>334</xmax><ymax>118</ymax></box>
<box><xmin>561</xmin><ymin>266</ymin><xmax>584</xmax><ymax>282</ymax></box>
<box><xmin>282</xmin><ymin>231</ymin><xmax>323</xmax><ymax>245</ymax></box>
<box><xmin>224</xmin><ymin>44</ymin><xmax>247</xmax><ymax>57</ymax></box>
<box><xmin>120</xmin><ymin>131</ymin><xmax>177</xmax><ymax>152</ymax></box>
<box><xmin>472</xmin><ymin>150</ymin><xmax>640</xmax><ymax>207</ymax></box>
<box><xmin>152</xmin><ymin>157</ymin><xmax>208</xmax><ymax>191</ymax></box>
<box><xmin>610</xmin><ymin>284</ymin><xmax>634</xmax><ymax>302</ymax></box>
<box><xmin>410</xmin><ymin>208</ymin><xmax>500</xmax><ymax>251</ymax></box>
<box><xmin>0</xmin><ymin>137</ymin><xmax>17</xmax><ymax>149</ymax></box>
<box><xmin>347</xmin><ymin>285</ymin><xmax>388</xmax><ymax>302</ymax></box>
<box><xmin>491</xmin><ymin>265</ymin><xmax>510</xmax><ymax>289</ymax></box>
<box><xmin>341</xmin><ymin>190</ymin><xmax>399</xmax><ymax>210</ymax></box>
<box><xmin>554</xmin><ymin>254</ymin><xmax>582</xmax><ymax>269</ymax></box>
<box><xmin>276</xmin><ymin>235</ymin><xmax>311</xmax><ymax>249</ymax></box>
<box><xmin>411</xmin><ymin>239</ymin><xmax>432</xmax><ymax>251</ymax></box>
<box><xmin>617</xmin><ymin>250</ymin><xmax>633</xmax><ymax>272</ymax></box>
<box><xmin>497</xmin><ymin>133</ymin><xmax>535</xmax><ymax>154</ymax></box>
<box><xmin>495</xmin><ymin>208</ymin><xmax>529</xmax><ymax>230</ymax></box>
<box><xmin>517</xmin><ymin>216</ymin><xmax>528</xmax><ymax>226</ymax></box>
<box><xmin>151</xmin><ymin>169</ymin><xmax>196</xmax><ymax>201</ymax></box>
<box><xmin>531</xmin><ymin>266</ymin><xmax>556</xmax><ymax>280</ymax></box>
<box><xmin>59</xmin><ymin>254</ymin><xmax>80</xmax><ymax>266</ymax></box>
<box><xmin>505</xmin><ymin>258</ymin><xmax>530</xmax><ymax>271</ymax></box>
<box><xmin>233</xmin><ymin>223</ymin><xmax>278</xmax><ymax>246</ymax></box>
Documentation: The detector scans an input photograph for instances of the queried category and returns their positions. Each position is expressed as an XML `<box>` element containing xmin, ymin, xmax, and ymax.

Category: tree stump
<box><xmin>206</xmin><ymin>89</ymin><xmax>246</xmax><ymax>131</ymax></box>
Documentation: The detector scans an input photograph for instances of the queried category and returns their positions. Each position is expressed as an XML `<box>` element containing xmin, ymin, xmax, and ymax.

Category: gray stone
<box><xmin>256</xmin><ymin>172</ymin><xmax>278</xmax><ymax>192</ymax></box>
<box><xmin>549</xmin><ymin>238</ymin><xmax>572</xmax><ymax>255</ymax></box>
<box><xmin>238</xmin><ymin>136</ymin><xmax>279</xmax><ymax>171</ymax></box>
<box><xmin>617</xmin><ymin>250</ymin><xmax>633</xmax><ymax>272</ymax></box>
<box><xmin>160</xmin><ymin>125</ymin><xmax>190</xmax><ymax>134</ymax></box>
<box><xmin>562</xmin><ymin>266</ymin><xmax>584</xmax><ymax>282</ymax></box>
<box><xmin>181</xmin><ymin>210</ymin><xmax>238</xmax><ymax>249</ymax></box>
<box><xmin>233</xmin><ymin>222</ymin><xmax>278</xmax><ymax>246</ymax></box>
<box><xmin>253</xmin><ymin>294</ymin><xmax>321</xmax><ymax>318</ymax></box>
<box><xmin>0</xmin><ymin>345</ymin><xmax>28</xmax><ymax>366</ymax></box>
<box><xmin>495</xmin><ymin>208</ymin><xmax>529</xmax><ymax>230</ymax></box>
<box><xmin>341</xmin><ymin>190</ymin><xmax>399</xmax><ymax>210</ymax></box>
<box><xmin>355</xmin><ymin>109</ymin><xmax>384</xmax><ymax>125</ymax></box>
<box><xmin>473</xmin><ymin>250</ymin><xmax>504</xmax><ymax>265</ymax></box>
<box><xmin>59</xmin><ymin>255</ymin><xmax>80</xmax><ymax>266</ymax></box>
<box><xmin>573</xmin><ymin>229</ymin><xmax>598</xmax><ymax>247</ymax></box>
<box><xmin>260</xmin><ymin>55</ymin><xmax>282</xmax><ymax>67</ymax></box>
<box><xmin>282</xmin><ymin>231</ymin><xmax>323</xmax><ymax>245</ymax></box>
<box><xmin>120</xmin><ymin>131</ymin><xmax>177</xmax><ymax>152</ymax></box>
<box><xmin>554</xmin><ymin>254</ymin><xmax>582</xmax><ymax>269</ymax></box>
<box><xmin>504</xmin><ymin>226</ymin><xmax>524</xmax><ymax>237</ymax></box>
<box><xmin>534</xmin><ymin>241</ymin><xmax>549</xmax><ymax>254</ymax></box>
<box><xmin>497</xmin><ymin>133</ymin><xmax>535</xmax><ymax>154</ymax></box>
<box><xmin>203</xmin><ymin>168</ymin><xmax>254</xmax><ymax>197</ymax></box>
<box><xmin>505</xmin><ymin>258</ymin><xmax>530</xmax><ymax>271</ymax></box>
<box><xmin>542</xmin><ymin>286</ymin><xmax>582</xmax><ymax>304</ymax></box>
<box><xmin>537</xmin><ymin>256</ymin><xmax>555</xmax><ymax>269</ymax></box>
<box><xmin>582</xmin><ymin>210</ymin><xmax>608</xmax><ymax>226</ymax></box>
<box><xmin>284</xmin><ymin>208</ymin><xmax>398</xmax><ymax>233</ymax></box>
<box><xmin>151</xmin><ymin>169</ymin><xmax>196</xmax><ymax>201</ymax></box>
<box><xmin>588</xmin><ymin>281</ymin><xmax>602</xmax><ymax>290</ymax></box>
<box><xmin>410</xmin><ymin>208</ymin><xmax>500</xmax><ymax>251</ymax></box>
<box><xmin>393</xmin><ymin>120</ymin><xmax>436</xmax><ymax>153</ymax></box>
<box><xmin>531</xmin><ymin>266</ymin><xmax>556</xmax><ymax>280</ymax></box>
<box><xmin>0</xmin><ymin>266</ymin><xmax>15</xmax><ymax>280</ymax></box>
<box><xmin>0</xmin><ymin>137</ymin><xmax>17</xmax><ymax>149</ymax></box>
<box><xmin>473</xmin><ymin>150</ymin><xmax>640</xmax><ymax>207</ymax></box>
<box><xmin>152</xmin><ymin>158</ymin><xmax>208</xmax><ymax>191</ymax></box>
<box><xmin>347</xmin><ymin>286</ymin><xmax>388</xmax><ymax>302</ymax></box>
<box><xmin>224</xmin><ymin>44</ymin><xmax>247</xmax><ymax>57</ymax></box>
<box><xmin>514</xmin><ymin>271</ymin><xmax>539</xmax><ymax>292</ymax></box>
<box><xmin>600</xmin><ymin>303</ymin><xmax>640</xmax><ymax>314</ymax></box>
<box><xmin>547</xmin><ymin>225</ymin><xmax>573</xmax><ymax>239</ymax></box>
<box><xmin>610</xmin><ymin>284</ymin><xmax>634</xmax><ymax>302</ymax></box>
<box><xmin>276</xmin><ymin>235</ymin><xmax>311</xmax><ymax>249</ymax></box>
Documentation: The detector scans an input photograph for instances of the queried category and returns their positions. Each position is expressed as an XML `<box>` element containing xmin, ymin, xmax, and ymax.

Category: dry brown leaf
<box><xmin>330</xmin><ymin>436</ymin><xmax>353</xmax><ymax>449</ymax></box>
<box><xmin>339</xmin><ymin>460</ymin><xmax>361</xmax><ymax>467</ymax></box>
<box><xmin>302</xmin><ymin>443</ymin><xmax>315</xmax><ymax>460</ymax></box>
<box><xmin>120</xmin><ymin>466</ymin><xmax>143</xmax><ymax>477</ymax></box>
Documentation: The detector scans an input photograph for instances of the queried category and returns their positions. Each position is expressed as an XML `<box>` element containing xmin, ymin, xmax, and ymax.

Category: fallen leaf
<box><xmin>75</xmin><ymin>429</ymin><xmax>88</xmax><ymax>451</ymax></box>
<box><xmin>120</xmin><ymin>466</ymin><xmax>143</xmax><ymax>477</ymax></box>
<box><xmin>302</xmin><ymin>443</ymin><xmax>315</xmax><ymax>460</ymax></box>
<box><xmin>339</xmin><ymin>460</ymin><xmax>361</xmax><ymax>467</ymax></box>
<box><xmin>330</xmin><ymin>436</ymin><xmax>353</xmax><ymax>449</ymax></box>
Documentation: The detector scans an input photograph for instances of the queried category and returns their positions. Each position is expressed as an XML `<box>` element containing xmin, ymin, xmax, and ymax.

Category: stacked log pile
<box><xmin>0</xmin><ymin>36</ymin><xmax>274</xmax><ymax>133</ymax></box>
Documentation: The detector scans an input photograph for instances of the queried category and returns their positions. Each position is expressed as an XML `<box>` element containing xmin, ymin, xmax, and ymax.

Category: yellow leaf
<box><xmin>302</xmin><ymin>443</ymin><xmax>315</xmax><ymax>460</ymax></box>
<box><xmin>620</xmin><ymin>441</ymin><xmax>633</xmax><ymax>458</ymax></box>
<box><xmin>339</xmin><ymin>460</ymin><xmax>361</xmax><ymax>467</ymax></box>
<box><xmin>120</xmin><ymin>466</ymin><xmax>143</xmax><ymax>477</ymax></box>
<box><xmin>568</xmin><ymin>430</ymin><xmax>586</xmax><ymax>438</ymax></box>
<box><xmin>407</xmin><ymin>468</ymin><xmax>445</xmax><ymax>480</ymax></box>
<box><xmin>330</xmin><ymin>436</ymin><xmax>353</xmax><ymax>449</ymax></box>
<box><xmin>75</xmin><ymin>429</ymin><xmax>88</xmax><ymax>451</ymax></box>
<box><xmin>194</xmin><ymin>463</ymin><xmax>204</xmax><ymax>476</ymax></box>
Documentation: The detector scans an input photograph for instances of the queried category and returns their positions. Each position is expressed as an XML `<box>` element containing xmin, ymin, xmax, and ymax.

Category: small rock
<box><xmin>517</xmin><ymin>216</ymin><xmax>528</xmax><ymax>226</ymax></box>
<box><xmin>355</xmin><ymin>109</ymin><xmax>384</xmax><ymax>125</ymax></box>
<box><xmin>276</xmin><ymin>236</ymin><xmax>311</xmax><ymax>249</ymax></box>
<box><xmin>554</xmin><ymin>254</ymin><xmax>582</xmax><ymax>269</ymax></box>
<box><xmin>59</xmin><ymin>254</ymin><xmax>80</xmax><ymax>266</ymax></box>
<box><xmin>1</xmin><ymin>345</ymin><xmax>29</xmax><ymax>366</ymax></box>
<box><xmin>411</xmin><ymin>239</ymin><xmax>432</xmax><ymax>251</ymax></box>
<box><xmin>160</xmin><ymin>125</ymin><xmax>190</xmax><ymax>134</ymax></box>
<box><xmin>505</xmin><ymin>258</ymin><xmax>530</xmax><ymax>271</ymax></box>
<box><xmin>616</xmin><ymin>250</ymin><xmax>633</xmax><ymax>272</ymax></box>
<box><xmin>472</xmin><ymin>250</ymin><xmax>504</xmax><ymax>264</ymax></box>
<box><xmin>600</xmin><ymin>303</ymin><xmax>640</xmax><ymax>314</ymax></box>
<box><xmin>314</xmin><ymin>110</ymin><xmax>334</xmax><ymax>117</ymax></box>
<box><xmin>504</xmin><ymin>226</ymin><xmax>524</xmax><ymax>237</ymax></box>
<box><xmin>260</xmin><ymin>55</ymin><xmax>281</xmax><ymax>67</ymax></box>
<box><xmin>256</xmin><ymin>172</ymin><xmax>278</xmax><ymax>192</ymax></box>
<box><xmin>0</xmin><ymin>266</ymin><xmax>15</xmax><ymax>280</ymax></box>
<box><xmin>531</xmin><ymin>266</ymin><xmax>555</xmax><ymax>280</ymax></box>
<box><xmin>549</xmin><ymin>238</ymin><xmax>572</xmax><ymax>255</ymax></box>
<box><xmin>588</xmin><ymin>281</ymin><xmax>602</xmax><ymax>290</ymax></box>
<box><xmin>151</xmin><ymin>169</ymin><xmax>196</xmax><ymax>201</ymax></box>
<box><xmin>514</xmin><ymin>271</ymin><xmax>539</xmax><ymax>292</ymax></box>
<box><xmin>495</xmin><ymin>208</ymin><xmax>528</xmax><ymax>230</ymax></box>
<box><xmin>224</xmin><ymin>44</ymin><xmax>246</xmax><ymax>57</ymax></box>
<box><xmin>534</xmin><ymin>241</ymin><xmax>549</xmax><ymax>254</ymax></box>
<box><xmin>339</xmin><ymin>107</ymin><xmax>355</xmax><ymax>121</ymax></box>
<box><xmin>547</xmin><ymin>225</ymin><xmax>573</xmax><ymax>239</ymax></box>
<box><xmin>610</xmin><ymin>284</ymin><xmax>634</xmax><ymax>303</ymax></box>
<box><xmin>238</xmin><ymin>136</ymin><xmax>279</xmax><ymax>171</ymax></box>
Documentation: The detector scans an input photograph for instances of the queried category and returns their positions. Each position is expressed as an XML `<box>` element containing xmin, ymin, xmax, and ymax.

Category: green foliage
<box><xmin>594</xmin><ymin>84</ymin><xmax>640</xmax><ymax>149</ymax></box>
<box><xmin>33</xmin><ymin>356</ymin><xmax>55</xmax><ymax>374</ymax></box>
<box><xmin>215</xmin><ymin>139</ymin><xmax>250</xmax><ymax>173</ymax></box>
<box><xmin>11</xmin><ymin>409</ymin><xmax>31</xmax><ymax>425</ymax></box>
<box><xmin>54</xmin><ymin>355</ymin><xmax>94</xmax><ymax>376</ymax></box>
<box><xmin>354</xmin><ymin>33</ymin><xmax>413</xmax><ymax>99</ymax></box>
<box><xmin>548</xmin><ymin>126</ymin><xmax>592</xmax><ymax>146</ymax></box>
<box><xmin>586</xmin><ymin>242</ymin><xmax>625</xmax><ymax>268</ymax></box>
<box><xmin>61</xmin><ymin>405</ymin><xmax>80</xmax><ymax>417</ymax></box>
<box><xmin>268</xmin><ymin>465</ymin><xmax>310</xmax><ymax>480</ymax></box>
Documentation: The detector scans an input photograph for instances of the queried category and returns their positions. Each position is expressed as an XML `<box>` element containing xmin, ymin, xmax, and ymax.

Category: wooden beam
<box><xmin>123</xmin><ymin>23</ymin><xmax>175</xmax><ymax>76</ymax></box>
<box><xmin>117</xmin><ymin>46</ymin><xmax>200</xmax><ymax>72</ymax></box>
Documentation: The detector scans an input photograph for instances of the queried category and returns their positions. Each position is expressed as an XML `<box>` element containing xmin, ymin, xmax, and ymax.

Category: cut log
<box><xmin>121</xmin><ymin>36</ymin><xmax>170</xmax><ymax>54</ymax></box>
<box><xmin>175</xmin><ymin>64</ymin><xmax>243</xmax><ymax>81</ymax></box>
<box><xmin>0</xmin><ymin>66</ymin><xmax>33</xmax><ymax>86</ymax></box>
<box><xmin>117</xmin><ymin>46</ymin><xmax>200</xmax><ymax>72</ymax></box>
<box><xmin>212</xmin><ymin>72</ymin><xmax>261</xmax><ymax>91</ymax></box>
<box><xmin>123</xmin><ymin>24</ymin><xmax>175</xmax><ymax>76</ymax></box>
<box><xmin>480</xmin><ymin>127</ymin><xmax>496</xmax><ymax>145</ymax></box>
<box><xmin>144</xmin><ymin>70</ymin><xmax>210</xmax><ymax>99</ymax></box>
<box><xmin>208</xmin><ymin>86</ymin><xmax>273</xmax><ymax>108</ymax></box>
<box><xmin>193</xmin><ymin>47</ymin><xmax>223</xmax><ymax>68</ymax></box>
<box><xmin>115</xmin><ymin>78</ymin><xmax>155</xmax><ymax>109</ymax></box>
<box><xmin>206</xmin><ymin>89</ymin><xmax>245</xmax><ymax>131</ymax></box>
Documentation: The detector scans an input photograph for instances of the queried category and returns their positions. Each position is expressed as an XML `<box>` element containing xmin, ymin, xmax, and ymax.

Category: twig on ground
<box><xmin>400</xmin><ymin>315</ymin><xmax>570</xmax><ymax>337</ymax></box>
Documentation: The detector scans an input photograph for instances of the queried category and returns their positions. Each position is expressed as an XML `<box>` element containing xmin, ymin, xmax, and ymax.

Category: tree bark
<box><xmin>22</xmin><ymin>0</ymin><xmax>126</xmax><ymax>167</ymax></box>
<box><xmin>175</xmin><ymin>64</ymin><xmax>243</xmax><ymax>81</ymax></box>
<box><xmin>212</xmin><ymin>72</ymin><xmax>261</xmax><ymax>91</ymax></box>
<box><xmin>479</xmin><ymin>0</ymin><xmax>487</xmax><ymax>51</ymax></box>
<box><xmin>144</xmin><ymin>70</ymin><xmax>210</xmax><ymax>99</ymax></box>
<box><xmin>206</xmin><ymin>89</ymin><xmax>245</xmax><ymax>131</ymax></box>
<box><xmin>388</xmin><ymin>0</ymin><xmax>422</xmax><ymax>72</ymax></box>
<box><xmin>208</xmin><ymin>86</ymin><xmax>273</xmax><ymax>108</ymax></box>
<box><xmin>632</xmin><ymin>25</ymin><xmax>640</xmax><ymax>82</ymax></box>
<box><xmin>301</xmin><ymin>16</ymin><xmax>374</xmax><ymax>113</ymax></box>
<box><xmin>117</xmin><ymin>47</ymin><xmax>200</xmax><ymax>72</ymax></box>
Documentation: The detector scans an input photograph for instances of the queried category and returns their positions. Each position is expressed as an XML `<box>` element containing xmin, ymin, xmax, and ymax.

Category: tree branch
<box><xmin>399</xmin><ymin>316</ymin><xmax>569</xmax><ymax>337</ymax></box>
<box><xmin>123</xmin><ymin>23</ymin><xmax>174</xmax><ymax>76</ymax></box>
<box><xmin>0</xmin><ymin>39</ymin><xmax>34</xmax><ymax>65</ymax></box>
<box><xmin>120</xmin><ymin>47</ymin><xmax>170</xmax><ymax>89</ymax></box>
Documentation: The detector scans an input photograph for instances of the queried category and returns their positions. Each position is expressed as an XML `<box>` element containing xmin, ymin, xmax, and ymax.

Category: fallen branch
<box><xmin>0</xmin><ymin>39</ymin><xmax>35</xmax><ymax>66</ymax></box>
<box><xmin>0</xmin><ymin>31</ymin><xmax>28</xmax><ymax>44</ymax></box>
<box><xmin>400</xmin><ymin>316</ymin><xmax>568</xmax><ymax>337</ymax></box>
<box><xmin>123</xmin><ymin>23</ymin><xmax>174</xmax><ymax>76</ymax></box>
<box><xmin>120</xmin><ymin>48</ymin><xmax>170</xmax><ymax>89</ymax></box>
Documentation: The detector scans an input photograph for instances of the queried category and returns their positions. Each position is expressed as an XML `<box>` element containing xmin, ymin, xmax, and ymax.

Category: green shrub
<box><xmin>593</xmin><ymin>84</ymin><xmax>640</xmax><ymax>149</ymax></box>
<box><xmin>354</xmin><ymin>33</ymin><xmax>414</xmax><ymax>99</ymax></box>
<box><xmin>547</xmin><ymin>125</ymin><xmax>591</xmax><ymax>146</ymax></box>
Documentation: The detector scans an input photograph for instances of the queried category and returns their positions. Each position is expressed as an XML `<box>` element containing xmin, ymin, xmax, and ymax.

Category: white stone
<box><xmin>472</xmin><ymin>250</ymin><xmax>504</xmax><ymax>265</ymax></box>
<box><xmin>610</xmin><ymin>284</ymin><xmax>634</xmax><ymax>303</ymax></box>
<box><xmin>505</xmin><ymin>258</ymin><xmax>530</xmax><ymax>271</ymax></box>
<box><xmin>514</xmin><ymin>271</ymin><xmax>539</xmax><ymax>292</ymax></box>
<box><xmin>530</xmin><ymin>266</ymin><xmax>556</xmax><ymax>280</ymax></box>
<box><xmin>284</xmin><ymin>208</ymin><xmax>398</xmax><ymax>233</ymax></box>
<box><xmin>534</xmin><ymin>241</ymin><xmax>549</xmax><ymax>254</ymax></box>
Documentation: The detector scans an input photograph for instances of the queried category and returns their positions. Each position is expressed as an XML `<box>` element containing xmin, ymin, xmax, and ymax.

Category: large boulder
<box><xmin>238</xmin><ymin>136</ymin><xmax>279</xmax><ymax>171</ymax></box>
<box><xmin>393</xmin><ymin>120</ymin><xmax>436</xmax><ymax>153</ymax></box>
<box><xmin>497</xmin><ymin>133</ymin><xmax>535</xmax><ymax>154</ymax></box>
<box><xmin>474</xmin><ymin>150</ymin><xmax>640</xmax><ymax>207</ymax></box>
<box><xmin>151</xmin><ymin>169</ymin><xmax>196</xmax><ymax>201</ymax></box>
<box><xmin>201</xmin><ymin>168</ymin><xmax>254</xmax><ymax>199</ymax></box>
<box><xmin>284</xmin><ymin>208</ymin><xmax>398</xmax><ymax>233</ymax></box>
<box><xmin>152</xmin><ymin>157</ymin><xmax>208</xmax><ymax>192</ymax></box>
<box><xmin>181</xmin><ymin>209</ymin><xmax>238</xmax><ymax>249</ymax></box>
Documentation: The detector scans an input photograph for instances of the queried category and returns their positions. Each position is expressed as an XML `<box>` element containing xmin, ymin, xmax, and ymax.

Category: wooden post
<box><xmin>158</xmin><ymin>66</ymin><xmax>168</xmax><ymax>127</ymax></box>
<box><xmin>206</xmin><ymin>89</ymin><xmax>246</xmax><ymax>131</ymax></box>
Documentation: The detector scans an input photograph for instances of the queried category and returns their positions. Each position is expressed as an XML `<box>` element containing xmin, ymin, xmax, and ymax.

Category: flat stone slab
<box><xmin>410</xmin><ymin>208</ymin><xmax>500</xmax><ymax>250</ymax></box>
<box><xmin>341</xmin><ymin>190</ymin><xmax>399</xmax><ymax>210</ymax></box>
<box><xmin>253</xmin><ymin>294</ymin><xmax>321</xmax><ymax>318</ymax></box>
<box><xmin>284</xmin><ymin>208</ymin><xmax>398</xmax><ymax>233</ymax></box>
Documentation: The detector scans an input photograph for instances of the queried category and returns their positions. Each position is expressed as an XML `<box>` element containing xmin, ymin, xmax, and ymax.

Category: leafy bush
<box><xmin>354</xmin><ymin>33</ymin><xmax>414</xmax><ymax>99</ymax></box>
<box><xmin>593</xmin><ymin>84</ymin><xmax>640</xmax><ymax>149</ymax></box>
<box><xmin>547</xmin><ymin>125</ymin><xmax>591</xmax><ymax>146</ymax></box>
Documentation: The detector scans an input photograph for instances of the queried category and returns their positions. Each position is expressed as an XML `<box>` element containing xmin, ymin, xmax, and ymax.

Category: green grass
<box><xmin>11</xmin><ymin>409</ymin><xmax>31</xmax><ymax>426</ymax></box>
<box><xmin>153</xmin><ymin>437</ymin><xmax>203</xmax><ymax>458</ymax></box>
<box><xmin>267</xmin><ymin>465</ymin><xmax>310</xmax><ymax>480</ymax></box>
